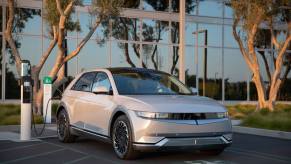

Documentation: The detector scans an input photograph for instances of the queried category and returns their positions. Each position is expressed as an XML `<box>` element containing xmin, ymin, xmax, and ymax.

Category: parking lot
<box><xmin>0</xmin><ymin>129</ymin><xmax>291</xmax><ymax>164</ymax></box>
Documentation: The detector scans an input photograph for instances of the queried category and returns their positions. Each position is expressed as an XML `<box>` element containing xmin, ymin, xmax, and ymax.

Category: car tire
<box><xmin>57</xmin><ymin>110</ymin><xmax>76</xmax><ymax>143</ymax></box>
<box><xmin>112</xmin><ymin>115</ymin><xmax>138</xmax><ymax>160</ymax></box>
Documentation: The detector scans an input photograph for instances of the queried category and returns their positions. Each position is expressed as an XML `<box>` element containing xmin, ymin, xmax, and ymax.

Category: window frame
<box><xmin>71</xmin><ymin>72</ymin><xmax>97</xmax><ymax>92</ymax></box>
<box><xmin>92</xmin><ymin>71</ymin><xmax>113</xmax><ymax>92</ymax></box>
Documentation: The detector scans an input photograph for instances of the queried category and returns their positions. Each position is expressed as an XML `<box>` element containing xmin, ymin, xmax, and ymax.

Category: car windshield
<box><xmin>112</xmin><ymin>69</ymin><xmax>192</xmax><ymax>95</ymax></box>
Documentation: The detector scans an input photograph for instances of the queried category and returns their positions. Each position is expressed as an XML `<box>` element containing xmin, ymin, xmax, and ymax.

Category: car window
<box><xmin>92</xmin><ymin>72</ymin><xmax>111</xmax><ymax>91</ymax></box>
<box><xmin>112</xmin><ymin>70</ymin><xmax>192</xmax><ymax>95</ymax></box>
<box><xmin>72</xmin><ymin>72</ymin><xmax>96</xmax><ymax>92</ymax></box>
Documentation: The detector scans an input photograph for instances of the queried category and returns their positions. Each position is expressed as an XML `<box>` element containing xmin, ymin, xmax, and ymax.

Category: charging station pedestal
<box><xmin>43</xmin><ymin>76</ymin><xmax>52</xmax><ymax>124</ymax></box>
<box><xmin>20</xmin><ymin>60</ymin><xmax>32</xmax><ymax>141</ymax></box>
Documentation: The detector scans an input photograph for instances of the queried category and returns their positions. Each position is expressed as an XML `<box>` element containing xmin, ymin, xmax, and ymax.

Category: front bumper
<box><xmin>127</xmin><ymin>110</ymin><xmax>232</xmax><ymax>151</ymax></box>
<box><xmin>133</xmin><ymin>135</ymin><xmax>232</xmax><ymax>151</ymax></box>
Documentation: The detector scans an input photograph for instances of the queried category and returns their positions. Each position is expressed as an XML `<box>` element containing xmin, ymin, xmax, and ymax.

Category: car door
<box><xmin>70</xmin><ymin>72</ymin><xmax>97</xmax><ymax>129</ymax></box>
<box><xmin>83</xmin><ymin>72</ymin><xmax>115</xmax><ymax>136</ymax></box>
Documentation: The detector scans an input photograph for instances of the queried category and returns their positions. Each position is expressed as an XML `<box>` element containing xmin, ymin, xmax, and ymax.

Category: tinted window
<box><xmin>72</xmin><ymin>72</ymin><xmax>96</xmax><ymax>92</ymax></box>
<box><xmin>92</xmin><ymin>72</ymin><xmax>111</xmax><ymax>91</ymax></box>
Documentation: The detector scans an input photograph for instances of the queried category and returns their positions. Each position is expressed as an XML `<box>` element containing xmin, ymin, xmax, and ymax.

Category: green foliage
<box><xmin>227</xmin><ymin>104</ymin><xmax>291</xmax><ymax>131</ymax></box>
<box><xmin>44</xmin><ymin>0</ymin><xmax>81</xmax><ymax>32</ymax></box>
<box><xmin>0</xmin><ymin>104</ymin><xmax>59</xmax><ymax>125</ymax></box>
<box><xmin>14</xmin><ymin>8</ymin><xmax>41</xmax><ymax>33</ymax></box>
<box><xmin>242</xmin><ymin>110</ymin><xmax>291</xmax><ymax>132</ymax></box>
<box><xmin>0</xmin><ymin>104</ymin><xmax>42</xmax><ymax>125</ymax></box>
<box><xmin>231</xmin><ymin>0</ymin><xmax>289</xmax><ymax>32</ymax></box>
<box><xmin>91</xmin><ymin>0</ymin><xmax>129</xmax><ymax>18</ymax></box>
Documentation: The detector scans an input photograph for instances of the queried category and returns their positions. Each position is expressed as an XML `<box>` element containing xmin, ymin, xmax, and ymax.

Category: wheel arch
<box><xmin>56</xmin><ymin>102</ymin><xmax>69</xmax><ymax>118</ymax></box>
<box><xmin>109</xmin><ymin>108</ymin><xmax>134</xmax><ymax>140</ymax></box>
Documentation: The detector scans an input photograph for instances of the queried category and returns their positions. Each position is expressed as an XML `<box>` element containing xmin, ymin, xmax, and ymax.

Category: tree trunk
<box><xmin>35</xmin><ymin>88</ymin><xmax>44</xmax><ymax>115</ymax></box>
<box><xmin>252</xmin><ymin>70</ymin><xmax>268</xmax><ymax>110</ymax></box>
<box><xmin>31</xmin><ymin>66</ymin><xmax>41</xmax><ymax>114</ymax></box>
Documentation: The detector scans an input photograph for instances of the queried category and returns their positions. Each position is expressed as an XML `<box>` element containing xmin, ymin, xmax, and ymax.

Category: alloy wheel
<box><xmin>113</xmin><ymin>120</ymin><xmax>129</xmax><ymax>157</ymax></box>
<box><xmin>57</xmin><ymin>113</ymin><xmax>67</xmax><ymax>139</ymax></box>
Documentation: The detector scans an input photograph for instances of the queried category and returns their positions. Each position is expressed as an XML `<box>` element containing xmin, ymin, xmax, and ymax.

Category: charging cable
<box><xmin>31</xmin><ymin>88</ymin><xmax>63</xmax><ymax>137</ymax></box>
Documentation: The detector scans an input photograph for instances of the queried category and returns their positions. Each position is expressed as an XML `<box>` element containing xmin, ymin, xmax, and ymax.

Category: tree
<box><xmin>231</xmin><ymin>0</ymin><xmax>291</xmax><ymax>110</ymax></box>
<box><xmin>100</xmin><ymin>0</ymin><xmax>197</xmax><ymax>73</ymax></box>
<box><xmin>0</xmin><ymin>8</ymin><xmax>41</xmax><ymax>99</ymax></box>
<box><xmin>4</xmin><ymin>0</ymin><xmax>125</xmax><ymax>114</ymax></box>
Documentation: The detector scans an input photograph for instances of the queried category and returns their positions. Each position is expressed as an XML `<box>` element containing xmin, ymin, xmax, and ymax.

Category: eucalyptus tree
<box><xmin>0</xmin><ymin>8</ymin><xmax>40</xmax><ymax>99</ymax></box>
<box><xmin>231</xmin><ymin>0</ymin><xmax>291</xmax><ymax>110</ymax></box>
<box><xmin>4</xmin><ymin>0</ymin><xmax>125</xmax><ymax>114</ymax></box>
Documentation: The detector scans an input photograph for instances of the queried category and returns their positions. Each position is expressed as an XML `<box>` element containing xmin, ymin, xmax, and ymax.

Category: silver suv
<box><xmin>57</xmin><ymin>67</ymin><xmax>232</xmax><ymax>159</ymax></box>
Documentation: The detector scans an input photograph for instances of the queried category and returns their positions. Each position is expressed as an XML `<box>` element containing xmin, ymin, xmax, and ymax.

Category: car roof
<box><xmin>86</xmin><ymin>67</ymin><xmax>168</xmax><ymax>75</ymax></box>
<box><xmin>107</xmin><ymin>67</ymin><xmax>166</xmax><ymax>74</ymax></box>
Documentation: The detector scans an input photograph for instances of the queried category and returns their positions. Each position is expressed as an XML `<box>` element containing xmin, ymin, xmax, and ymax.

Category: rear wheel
<box><xmin>57</xmin><ymin>110</ymin><xmax>76</xmax><ymax>143</ymax></box>
<box><xmin>112</xmin><ymin>115</ymin><xmax>138</xmax><ymax>160</ymax></box>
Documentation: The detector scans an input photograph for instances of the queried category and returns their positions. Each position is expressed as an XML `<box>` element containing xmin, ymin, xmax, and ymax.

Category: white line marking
<box><xmin>2</xmin><ymin>148</ymin><xmax>65</xmax><ymax>164</ymax></box>
<box><xmin>0</xmin><ymin>143</ymin><xmax>44</xmax><ymax>153</ymax></box>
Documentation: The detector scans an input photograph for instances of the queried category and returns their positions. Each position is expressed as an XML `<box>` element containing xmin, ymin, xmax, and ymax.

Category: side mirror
<box><xmin>190</xmin><ymin>87</ymin><xmax>198</xmax><ymax>95</ymax></box>
<box><xmin>92</xmin><ymin>86</ymin><xmax>109</xmax><ymax>94</ymax></box>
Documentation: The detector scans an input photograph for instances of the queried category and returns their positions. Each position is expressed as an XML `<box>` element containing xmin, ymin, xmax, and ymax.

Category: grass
<box><xmin>0</xmin><ymin>104</ymin><xmax>59</xmax><ymax>125</ymax></box>
<box><xmin>226</xmin><ymin>104</ymin><xmax>291</xmax><ymax>132</ymax></box>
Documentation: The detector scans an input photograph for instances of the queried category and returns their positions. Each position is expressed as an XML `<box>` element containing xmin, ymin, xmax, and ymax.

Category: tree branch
<box><xmin>151</xmin><ymin>45</ymin><xmax>158</xmax><ymax>70</ymax></box>
<box><xmin>275</xmin><ymin>35</ymin><xmax>291</xmax><ymax>72</ymax></box>
<box><xmin>64</xmin><ymin>1</ymin><xmax>74</xmax><ymax>16</ymax></box>
<box><xmin>36</xmin><ymin>26</ymin><xmax>58</xmax><ymax>70</ymax></box>
<box><xmin>271</xmin><ymin>29</ymin><xmax>280</xmax><ymax>49</ymax></box>
<box><xmin>63</xmin><ymin>17</ymin><xmax>102</xmax><ymax>63</ymax></box>
<box><xmin>269</xmin><ymin>35</ymin><xmax>291</xmax><ymax>101</ymax></box>
<box><xmin>4</xmin><ymin>0</ymin><xmax>22</xmax><ymax>75</ymax></box>
<box><xmin>119</xmin><ymin>18</ymin><xmax>136</xmax><ymax>67</ymax></box>
<box><xmin>232</xmin><ymin>18</ymin><xmax>253</xmax><ymax>70</ymax></box>
<box><xmin>247</xmin><ymin>14</ymin><xmax>262</xmax><ymax>66</ymax></box>
<box><xmin>56</xmin><ymin>0</ymin><xmax>65</xmax><ymax>16</ymax></box>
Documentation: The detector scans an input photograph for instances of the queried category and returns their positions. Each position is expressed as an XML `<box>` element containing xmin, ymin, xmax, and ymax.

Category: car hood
<box><xmin>117</xmin><ymin>95</ymin><xmax>226</xmax><ymax>113</ymax></box>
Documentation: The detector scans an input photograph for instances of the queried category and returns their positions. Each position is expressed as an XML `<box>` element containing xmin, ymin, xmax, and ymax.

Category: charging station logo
<box><xmin>43</xmin><ymin>76</ymin><xmax>52</xmax><ymax>84</ymax></box>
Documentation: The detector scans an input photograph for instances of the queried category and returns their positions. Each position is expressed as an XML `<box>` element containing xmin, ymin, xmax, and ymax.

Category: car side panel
<box><xmin>81</xmin><ymin>94</ymin><xmax>116</xmax><ymax>136</ymax></box>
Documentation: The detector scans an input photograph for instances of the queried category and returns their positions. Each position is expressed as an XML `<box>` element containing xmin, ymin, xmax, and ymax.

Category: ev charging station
<box><xmin>43</xmin><ymin>76</ymin><xmax>52</xmax><ymax>123</ymax></box>
<box><xmin>20</xmin><ymin>60</ymin><xmax>32</xmax><ymax>141</ymax></box>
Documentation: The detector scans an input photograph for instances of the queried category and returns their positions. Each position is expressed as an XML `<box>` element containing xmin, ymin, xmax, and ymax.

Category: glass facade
<box><xmin>1</xmin><ymin>0</ymin><xmax>291</xmax><ymax>102</ymax></box>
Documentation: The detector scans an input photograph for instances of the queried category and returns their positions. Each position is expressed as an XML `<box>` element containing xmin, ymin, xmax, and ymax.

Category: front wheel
<box><xmin>112</xmin><ymin>115</ymin><xmax>138</xmax><ymax>160</ymax></box>
<box><xmin>57</xmin><ymin>110</ymin><xmax>76</xmax><ymax>143</ymax></box>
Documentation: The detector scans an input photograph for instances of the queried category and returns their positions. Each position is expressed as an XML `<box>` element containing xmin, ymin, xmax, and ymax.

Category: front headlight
<box><xmin>135</xmin><ymin>111</ymin><xmax>169</xmax><ymax>119</ymax></box>
<box><xmin>135</xmin><ymin>111</ymin><xmax>229</xmax><ymax>119</ymax></box>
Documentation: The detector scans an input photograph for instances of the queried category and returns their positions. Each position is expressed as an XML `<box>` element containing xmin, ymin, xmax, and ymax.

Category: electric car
<box><xmin>56</xmin><ymin>67</ymin><xmax>232</xmax><ymax>159</ymax></box>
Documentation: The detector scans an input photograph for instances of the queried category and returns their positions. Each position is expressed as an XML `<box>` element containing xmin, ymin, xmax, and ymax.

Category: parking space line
<box><xmin>225</xmin><ymin>149</ymin><xmax>291</xmax><ymax>163</ymax></box>
<box><xmin>42</xmin><ymin>140</ymin><xmax>88</xmax><ymax>155</ymax></box>
<box><xmin>2</xmin><ymin>148</ymin><xmax>65</xmax><ymax>164</ymax></box>
<box><xmin>42</xmin><ymin>140</ymin><xmax>119</xmax><ymax>164</ymax></box>
<box><xmin>229</xmin><ymin>147</ymin><xmax>291</xmax><ymax>162</ymax></box>
<box><xmin>0</xmin><ymin>143</ymin><xmax>44</xmax><ymax>153</ymax></box>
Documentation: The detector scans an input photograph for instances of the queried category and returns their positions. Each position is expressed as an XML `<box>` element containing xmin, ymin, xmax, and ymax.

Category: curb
<box><xmin>233</xmin><ymin>126</ymin><xmax>291</xmax><ymax>140</ymax></box>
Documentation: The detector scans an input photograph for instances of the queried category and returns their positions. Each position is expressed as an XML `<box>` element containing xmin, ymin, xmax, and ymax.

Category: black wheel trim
<box><xmin>57</xmin><ymin>112</ymin><xmax>67</xmax><ymax>139</ymax></box>
<box><xmin>113</xmin><ymin>121</ymin><xmax>129</xmax><ymax>157</ymax></box>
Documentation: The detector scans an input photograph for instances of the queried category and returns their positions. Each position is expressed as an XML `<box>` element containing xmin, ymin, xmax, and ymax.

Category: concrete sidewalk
<box><xmin>0</xmin><ymin>124</ymin><xmax>57</xmax><ymax>142</ymax></box>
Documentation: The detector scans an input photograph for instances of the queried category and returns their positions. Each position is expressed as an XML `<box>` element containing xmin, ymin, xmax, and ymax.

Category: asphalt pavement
<box><xmin>0</xmin><ymin>131</ymin><xmax>291</xmax><ymax>164</ymax></box>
